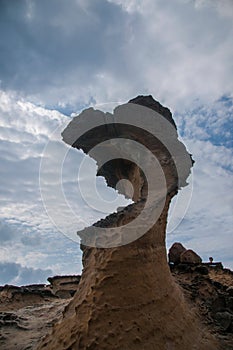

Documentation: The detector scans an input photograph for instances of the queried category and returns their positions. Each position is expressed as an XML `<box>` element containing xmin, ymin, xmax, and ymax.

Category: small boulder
<box><xmin>180</xmin><ymin>249</ymin><xmax>202</xmax><ymax>264</ymax></box>
<box><xmin>168</xmin><ymin>242</ymin><xmax>186</xmax><ymax>264</ymax></box>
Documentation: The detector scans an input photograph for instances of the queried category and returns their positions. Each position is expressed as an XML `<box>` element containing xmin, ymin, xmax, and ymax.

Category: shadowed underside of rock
<box><xmin>37</xmin><ymin>96</ymin><xmax>218</xmax><ymax>350</ymax></box>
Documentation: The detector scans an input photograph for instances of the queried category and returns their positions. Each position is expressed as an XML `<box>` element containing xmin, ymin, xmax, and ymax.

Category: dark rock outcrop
<box><xmin>180</xmin><ymin>249</ymin><xmax>202</xmax><ymax>264</ymax></box>
<box><xmin>168</xmin><ymin>242</ymin><xmax>186</xmax><ymax>264</ymax></box>
<box><xmin>168</xmin><ymin>243</ymin><xmax>202</xmax><ymax>265</ymax></box>
<box><xmin>171</xmin><ymin>264</ymin><xmax>233</xmax><ymax>349</ymax></box>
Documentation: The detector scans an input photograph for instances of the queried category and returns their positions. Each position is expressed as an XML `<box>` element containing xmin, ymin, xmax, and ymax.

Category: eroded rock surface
<box><xmin>0</xmin><ymin>299</ymin><xmax>70</xmax><ymax>350</ymax></box>
<box><xmin>0</xmin><ymin>275</ymin><xmax>81</xmax><ymax>313</ymax></box>
<box><xmin>171</xmin><ymin>263</ymin><xmax>233</xmax><ymax>349</ymax></box>
<box><xmin>0</xmin><ymin>284</ymin><xmax>57</xmax><ymax>312</ymax></box>
<box><xmin>1</xmin><ymin>264</ymin><xmax>233</xmax><ymax>350</ymax></box>
<box><xmin>37</xmin><ymin>96</ymin><xmax>218</xmax><ymax>349</ymax></box>
<box><xmin>47</xmin><ymin>275</ymin><xmax>81</xmax><ymax>298</ymax></box>
<box><xmin>0</xmin><ymin>277</ymin><xmax>80</xmax><ymax>350</ymax></box>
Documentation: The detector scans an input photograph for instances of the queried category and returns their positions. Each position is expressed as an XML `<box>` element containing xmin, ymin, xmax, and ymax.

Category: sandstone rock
<box><xmin>54</xmin><ymin>290</ymin><xmax>73</xmax><ymax>299</ymax></box>
<box><xmin>0</xmin><ymin>298</ymin><xmax>70</xmax><ymax>350</ymax></box>
<box><xmin>1</xmin><ymin>262</ymin><xmax>233</xmax><ymax>349</ymax></box>
<box><xmin>0</xmin><ymin>284</ymin><xmax>57</xmax><ymax>312</ymax></box>
<box><xmin>37</xmin><ymin>96</ymin><xmax>217</xmax><ymax>350</ymax></box>
<box><xmin>0</xmin><ymin>312</ymin><xmax>28</xmax><ymax>330</ymax></box>
<box><xmin>0</xmin><ymin>276</ymin><xmax>81</xmax><ymax>313</ymax></box>
<box><xmin>47</xmin><ymin>275</ymin><xmax>81</xmax><ymax>297</ymax></box>
<box><xmin>180</xmin><ymin>249</ymin><xmax>202</xmax><ymax>264</ymax></box>
<box><xmin>168</xmin><ymin>242</ymin><xmax>186</xmax><ymax>264</ymax></box>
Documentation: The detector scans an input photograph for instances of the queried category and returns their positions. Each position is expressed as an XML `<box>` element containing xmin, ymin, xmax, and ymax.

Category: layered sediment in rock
<box><xmin>37</xmin><ymin>96</ymin><xmax>218</xmax><ymax>349</ymax></box>
<box><xmin>1</xmin><ymin>263</ymin><xmax>233</xmax><ymax>350</ymax></box>
<box><xmin>0</xmin><ymin>275</ymin><xmax>81</xmax><ymax>312</ymax></box>
<box><xmin>47</xmin><ymin>275</ymin><xmax>81</xmax><ymax>298</ymax></box>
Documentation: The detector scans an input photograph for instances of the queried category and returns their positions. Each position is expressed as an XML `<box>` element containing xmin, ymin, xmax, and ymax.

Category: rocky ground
<box><xmin>171</xmin><ymin>263</ymin><xmax>233</xmax><ymax>349</ymax></box>
<box><xmin>0</xmin><ymin>275</ymin><xmax>80</xmax><ymax>350</ymax></box>
<box><xmin>0</xmin><ymin>263</ymin><xmax>232</xmax><ymax>350</ymax></box>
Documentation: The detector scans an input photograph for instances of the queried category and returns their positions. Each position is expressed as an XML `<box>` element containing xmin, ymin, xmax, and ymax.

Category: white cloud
<box><xmin>0</xmin><ymin>0</ymin><xmax>232</xmax><ymax>111</ymax></box>
<box><xmin>0</xmin><ymin>220</ymin><xmax>16</xmax><ymax>242</ymax></box>
<box><xmin>0</xmin><ymin>261</ymin><xmax>52</xmax><ymax>285</ymax></box>
<box><xmin>191</xmin><ymin>0</ymin><xmax>233</xmax><ymax>19</ymax></box>
<box><xmin>174</xmin><ymin>97</ymin><xmax>233</xmax><ymax>152</ymax></box>
<box><xmin>0</xmin><ymin>0</ymin><xmax>232</xmax><ymax>279</ymax></box>
<box><xmin>0</xmin><ymin>90</ymin><xmax>130</xmax><ymax>283</ymax></box>
<box><xmin>167</xmin><ymin>131</ymin><xmax>233</xmax><ymax>269</ymax></box>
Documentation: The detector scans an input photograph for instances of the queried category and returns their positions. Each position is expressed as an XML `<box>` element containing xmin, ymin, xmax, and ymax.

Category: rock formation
<box><xmin>0</xmin><ymin>277</ymin><xmax>79</xmax><ymax>350</ymax></box>
<box><xmin>37</xmin><ymin>96</ymin><xmax>218</xmax><ymax>349</ymax></box>
<box><xmin>0</xmin><ymin>284</ymin><xmax>57</xmax><ymax>312</ymax></box>
<box><xmin>47</xmin><ymin>275</ymin><xmax>81</xmax><ymax>298</ymax></box>
<box><xmin>1</xmin><ymin>262</ymin><xmax>233</xmax><ymax>350</ymax></box>
<box><xmin>168</xmin><ymin>242</ymin><xmax>202</xmax><ymax>265</ymax></box>
<box><xmin>180</xmin><ymin>249</ymin><xmax>202</xmax><ymax>264</ymax></box>
<box><xmin>0</xmin><ymin>275</ymin><xmax>81</xmax><ymax>312</ymax></box>
<box><xmin>170</xmin><ymin>263</ymin><xmax>233</xmax><ymax>348</ymax></box>
<box><xmin>168</xmin><ymin>242</ymin><xmax>186</xmax><ymax>264</ymax></box>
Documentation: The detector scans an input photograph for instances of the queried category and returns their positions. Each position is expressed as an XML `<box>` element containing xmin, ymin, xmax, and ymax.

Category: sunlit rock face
<box><xmin>37</xmin><ymin>96</ymin><xmax>218</xmax><ymax>350</ymax></box>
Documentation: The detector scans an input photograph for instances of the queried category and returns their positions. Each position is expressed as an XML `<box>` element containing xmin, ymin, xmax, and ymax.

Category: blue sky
<box><xmin>0</xmin><ymin>0</ymin><xmax>232</xmax><ymax>285</ymax></box>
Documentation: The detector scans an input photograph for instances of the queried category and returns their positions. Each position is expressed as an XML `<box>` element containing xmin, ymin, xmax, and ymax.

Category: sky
<box><xmin>0</xmin><ymin>0</ymin><xmax>232</xmax><ymax>285</ymax></box>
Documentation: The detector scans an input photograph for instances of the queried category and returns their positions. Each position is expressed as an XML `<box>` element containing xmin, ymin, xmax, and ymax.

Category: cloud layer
<box><xmin>0</xmin><ymin>0</ymin><xmax>232</xmax><ymax>111</ymax></box>
<box><xmin>0</xmin><ymin>90</ymin><xmax>129</xmax><ymax>285</ymax></box>
<box><xmin>0</xmin><ymin>261</ymin><xmax>52</xmax><ymax>285</ymax></box>
<box><xmin>0</xmin><ymin>0</ymin><xmax>232</xmax><ymax>283</ymax></box>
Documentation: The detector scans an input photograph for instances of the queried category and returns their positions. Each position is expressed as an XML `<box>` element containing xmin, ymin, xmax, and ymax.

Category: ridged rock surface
<box><xmin>37</xmin><ymin>96</ymin><xmax>218</xmax><ymax>350</ymax></box>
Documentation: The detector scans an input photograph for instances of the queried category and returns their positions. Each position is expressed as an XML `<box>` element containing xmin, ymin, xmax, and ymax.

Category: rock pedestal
<box><xmin>37</xmin><ymin>96</ymin><xmax>218</xmax><ymax>350</ymax></box>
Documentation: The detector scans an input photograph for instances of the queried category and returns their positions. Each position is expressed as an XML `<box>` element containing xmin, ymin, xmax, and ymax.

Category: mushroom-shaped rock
<box><xmin>37</xmin><ymin>96</ymin><xmax>218</xmax><ymax>350</ymax></box>
<box><xmin>168</xmin><ymin>242</ymin><xmax>187</xmax><ymax>264</ymax></box>
<box><xmin>180</xmin><ymin>249</ymin><xmax>202</xmax><ymax>264</ymax></box>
